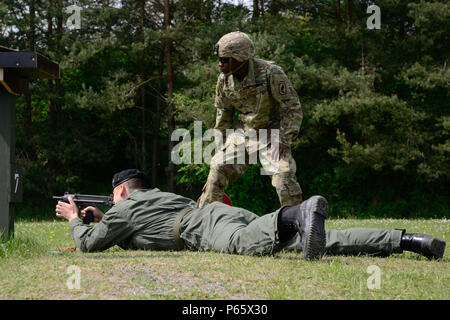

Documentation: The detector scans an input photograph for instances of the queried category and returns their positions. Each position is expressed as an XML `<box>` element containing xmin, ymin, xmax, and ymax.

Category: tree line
<box><xmin>0</xmin><ymin>0</ymin><xmax>448</xmax><ymax>218</ymax></box>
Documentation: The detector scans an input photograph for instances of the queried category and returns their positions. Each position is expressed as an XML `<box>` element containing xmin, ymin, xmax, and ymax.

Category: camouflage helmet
<box><xmin>214</xmin><ymin>31</ymin><xmax>255</xmax><ymax>62</ymax></box>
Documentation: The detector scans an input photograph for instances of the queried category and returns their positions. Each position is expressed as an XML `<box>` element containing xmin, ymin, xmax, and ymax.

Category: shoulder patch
<box><xmin>278</xmin><ymin>81</ymin><xmax>286</xmax><ymax>95</ymax></box>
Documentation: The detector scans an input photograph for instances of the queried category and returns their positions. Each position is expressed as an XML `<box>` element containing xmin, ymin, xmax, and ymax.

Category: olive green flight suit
<box><xmin>69</xmin><ymin>189</ymin><xmax>403</xmax><ymax>257</ymax></box>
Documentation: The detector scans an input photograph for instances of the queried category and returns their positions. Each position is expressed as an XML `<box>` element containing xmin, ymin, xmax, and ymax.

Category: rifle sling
<box><xmin>173</xmin><ymin>207</ymin><xmax>193</xmax><ymax>250</ymax></box>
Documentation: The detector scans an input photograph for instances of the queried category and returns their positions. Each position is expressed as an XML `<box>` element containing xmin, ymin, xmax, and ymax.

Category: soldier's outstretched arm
<box><xmin>69</xmin><ymin>205</ymin><xmax>134</xmax><ymax>252</ymax></box>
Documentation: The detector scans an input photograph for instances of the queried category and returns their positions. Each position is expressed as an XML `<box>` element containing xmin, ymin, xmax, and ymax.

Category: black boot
<box><xmin>278</xmin><ymin>195</ymin><xmax>328</xmax><ymax>260</ymax></box>
<box><xmin>400</xmin><ymin>232</ymin><xmax>446</xmax><ymax>260</ymax></box>
<box><xmin>277</xmin><ymin>210</ymin><xmax>299</xmax><ymax>243</ymax></box>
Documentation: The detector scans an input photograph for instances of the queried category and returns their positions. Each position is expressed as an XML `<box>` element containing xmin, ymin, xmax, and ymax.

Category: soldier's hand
<box><xmin>220</xmin><ymin>141</ymin><xmax>229</xmax><ymax>151</ymax></box>
<box><xmin>81</xmin><ymin>206</ymin><xmax>104</xmax><ymax>223</ymax></box>
<box><xmin>55</xmin><ymin>196</ymin><xmax>79</xmax><ymax>222</ymax></box>
<box><xmin>270</xmin><ymin>142</ymin><xmax>289</xmax><ymax>161</ymax></box>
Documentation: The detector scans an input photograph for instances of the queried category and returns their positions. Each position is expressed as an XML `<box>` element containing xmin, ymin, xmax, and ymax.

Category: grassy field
<box><xmin>0</xmin><ymin>218</ymin><xmax>448</xmax><ymax>300</ymax></box>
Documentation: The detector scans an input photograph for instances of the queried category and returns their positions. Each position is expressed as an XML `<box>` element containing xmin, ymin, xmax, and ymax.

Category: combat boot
<box><xmin>278</xmin><ymin>195</ymin><xmax>328</xmax><ymax>260</ymax></box>
<box><xmin>400</xmin><ymin>232</ymin><xmax>446</xmax><ymax>260</ymax></box>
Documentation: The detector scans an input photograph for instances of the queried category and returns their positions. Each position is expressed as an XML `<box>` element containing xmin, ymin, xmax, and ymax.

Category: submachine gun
<box><xmin>53</xmin><ymin>193</ymin><xmax>114</xmax><ymax>224</ymax></box>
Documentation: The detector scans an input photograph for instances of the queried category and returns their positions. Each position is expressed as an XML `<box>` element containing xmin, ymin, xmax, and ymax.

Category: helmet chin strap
<box><xmin>223</xmin><ymin>57</ymin><xmax>248</xmax><ymax>77</ymax></box>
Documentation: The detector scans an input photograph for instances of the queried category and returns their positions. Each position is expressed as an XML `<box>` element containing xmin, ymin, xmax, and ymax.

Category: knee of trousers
<box><xmin>198</xmin><ymin>170</ymin><xmax>228</xmax><ymax>207</ymax></box>
<box><xmin>201</xmin><ymin>168</ymin><xmax>229</xmax><ymax>197</ymax></box>
<box><xmin>210</xmin><ymin>154</ymin><xmax>248</xmax><ymax>182</ymax></box>
<box><xmin>272</xmin><ymin>174</ymin><xmax>303</xmax><ymax>206</ymax></box>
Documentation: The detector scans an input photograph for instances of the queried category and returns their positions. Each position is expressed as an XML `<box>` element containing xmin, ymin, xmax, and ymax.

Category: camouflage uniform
<box><xmin>199</xmin><ymin>32</ymin><xmax>303</xmax><ymax>208</ymax></box>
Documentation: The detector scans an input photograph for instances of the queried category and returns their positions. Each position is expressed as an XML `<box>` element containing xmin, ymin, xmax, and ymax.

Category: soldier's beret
<box><xmin>112</xmin><ymin>169</ymin><xmax>150</xmax><ymax>188</ymax></box>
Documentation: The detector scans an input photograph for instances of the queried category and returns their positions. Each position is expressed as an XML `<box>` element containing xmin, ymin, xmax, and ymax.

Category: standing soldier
<box><xmin>198</xmin><ymin>31</ymin><xmax>304</xmax><ymax>208</ymax></box>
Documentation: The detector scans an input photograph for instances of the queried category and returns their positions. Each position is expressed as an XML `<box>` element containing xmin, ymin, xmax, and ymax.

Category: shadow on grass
<box><xmin>273</xmin><ymin>250</ymin><xmax>447</xmax><ymax>262</ymax></box>
<box><xmin>79</xmin><ymin>251</ymin><xmax>188</xmax><ymax>260</ymax></box>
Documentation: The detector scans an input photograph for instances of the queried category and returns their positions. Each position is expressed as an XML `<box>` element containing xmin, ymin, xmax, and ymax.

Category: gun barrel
<box><xmin>53</xmin><ymin>193</ymin><xmax>114</xmax><ymax>206</ymax></box>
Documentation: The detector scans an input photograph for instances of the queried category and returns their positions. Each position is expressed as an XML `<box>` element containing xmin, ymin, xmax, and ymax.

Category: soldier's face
<box><xmin>218</xmin><ymin>57</ymin><xmax>233</xmax><ymax>74</ymax></box>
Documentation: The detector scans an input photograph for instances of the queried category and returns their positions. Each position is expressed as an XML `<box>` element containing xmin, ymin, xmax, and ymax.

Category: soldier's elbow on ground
<box><xmin>78</xmin><ymin>242</ymin><xmax>106</xmax><ymax>253</ymax></box>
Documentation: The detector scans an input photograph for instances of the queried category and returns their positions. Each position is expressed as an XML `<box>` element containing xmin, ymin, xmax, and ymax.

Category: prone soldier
<box><xmin>55</xmin><ymin>169</ymin><xmax>446</xmax><ymax>261</ymax></box>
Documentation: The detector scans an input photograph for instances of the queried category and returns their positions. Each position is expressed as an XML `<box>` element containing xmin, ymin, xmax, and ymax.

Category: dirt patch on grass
<box><xmin>111</xmin><ymin>262</ymin><xmax>246</xmax><ymax>299</ymax></box>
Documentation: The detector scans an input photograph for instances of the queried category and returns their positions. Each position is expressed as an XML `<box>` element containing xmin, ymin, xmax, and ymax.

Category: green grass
<box><xmin>0</xmin><ymin>218</ymin><xmax>448</xmax><ymax>299</ymax></box>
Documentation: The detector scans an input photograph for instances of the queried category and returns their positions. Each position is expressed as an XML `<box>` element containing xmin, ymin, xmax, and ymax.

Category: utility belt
<box><xmin>173</xmin><ymin>206</ymin><xmax>194</xmax><ymax>250</ymax></box>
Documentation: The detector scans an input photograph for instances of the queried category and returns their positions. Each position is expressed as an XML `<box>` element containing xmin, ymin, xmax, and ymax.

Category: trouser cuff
<box><xmin>392</xmin><ymin>229</ymin><xmax>405</xmax><ymax>254</ymax></box>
